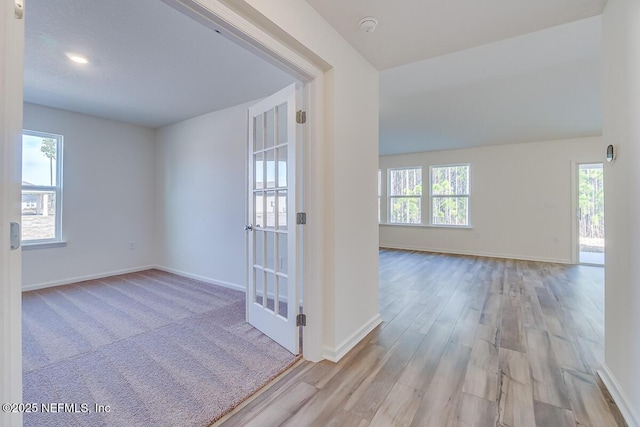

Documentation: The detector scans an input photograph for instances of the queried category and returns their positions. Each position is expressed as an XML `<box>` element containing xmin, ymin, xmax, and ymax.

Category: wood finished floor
<box><xmin>218</xmin><ymin>249</ymin><xmax>625</xmax><ymax>427</ymax></box>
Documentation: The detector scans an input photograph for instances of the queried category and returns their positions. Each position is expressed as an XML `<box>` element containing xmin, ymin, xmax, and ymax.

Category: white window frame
<box><xmin>388</xmin><ymin>167</ymin><xmax>422</xmax><ymax>224</ymax></box>
<box><xmin>429</xmin><ymin>163</ymin><xmax>470</xmax><ymax>227</ymax></box>
<box><xmin>21</xmin><ymin>130</ymin><xmax>64</xmax><ymax>245</ymax></box>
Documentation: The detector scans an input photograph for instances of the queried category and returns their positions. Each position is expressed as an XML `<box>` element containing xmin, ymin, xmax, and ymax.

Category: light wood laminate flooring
<box><xmin>218</xmin><ymin>249</ymin><xmax>625</xmax><ymax>427</ymax></box>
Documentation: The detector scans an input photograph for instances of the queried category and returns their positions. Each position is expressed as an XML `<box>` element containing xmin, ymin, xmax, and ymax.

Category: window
<box><xmin>389</xmin><ymin>168</ymin><xmax>422</xmax><ymax>224</ymax></box>
<box><xmin>22</xmin><ymin>131</ymin><xmax>63</xmax><ymax>243</ymax></box>
<box><xmin>430</xmin><ymin>164</ymin><xmax>469</xmax><ymax>226</ymax></box>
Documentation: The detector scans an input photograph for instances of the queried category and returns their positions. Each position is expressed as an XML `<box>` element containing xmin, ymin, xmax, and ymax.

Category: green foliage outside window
<box><xmin>431</xmin><ymin>165</ymin><xmax>469</xmax><ymax>226</ymax></box>
<box><xmin>389</xmin><ymin>168</ymin><xmax>422</xmax><ymax>224</ymax></box>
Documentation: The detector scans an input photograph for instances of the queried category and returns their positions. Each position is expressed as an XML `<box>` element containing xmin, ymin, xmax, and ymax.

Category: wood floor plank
<box><xmin>240</xmin><ymin>382</ymin><xmax>317</xmax><ymax>427</ymax></box>
<box><xmin>533</xmin><ymin>400</ymin><xmax>577</xmax><ymax>427</ymax></box>
<box><xmin>575</xmin><ymin>335</ymin><xmax>603</xmax><ymax>376</ymax></box>
<box><xmin>407</xmin><ymin>295</ymin><xmax>447</xmax><ymax>335</ymax></box>
<box><xmin>219</xmin><ymin>251</ymin><xmax>622</xmax><ymax>427</ymax></box>
<box><xmin>456</xmin><ymin>392</ymin><xmax>499</xmax><ymax>427</ymax></box>
<box><xmin>498</xmin><ymin>348</ymin><xmax>536</xmax><ymax>427</ymax></box>
<box><xmin>479</xmin><ymin>292</ymin><xmax>502</xmax><ymax>326</ymax></box>
<box><xmin>522</xmin><ymin>287</ymin><xmax>547</xmax><ymax>331</ymax></box>
<box><xmin>500</xmin><ymin>291</ymin><xmax>526</xmax><ymax>352</ymax></box>
<box><xmin>462</xmin><ymin>324</ymin><xmax>499</xmax><ymax>401</ymax></box>
<box><xmin>450</xmin><ymin>305</ymin><xmax>482</xmax><ymax>347</ymax></box>
<box><xmin>563</xmin><ymin>369</ymin><xmax>619</xmax><ymax>427</ymax></box>
<box><xmin>281</xmin><ymin>344</ymin><xmax>387</xmax><ymax>427</ymax></box>
<box><xmin>398</xmin><ymin>320</ymin><xmax>455</xmax><ymax>391</ymax></box>
<box><xmin>548</xmin><ymin>333</ymin><xmax>588</xmax><ymax>374</ymax></box>
<box><xmin>525</xmin><ymin>328</ymin><xmax>572</xmax><ymax>409</ymax></box>
<box><xmin>369</xmin><ymin>383</ymin><xmax>422</xmax><ymax>427</ymax></box>
<box><xmin>345</xmin><ymin>330</ymin><xmax>423</xmax><ymax>421</ymax></box>
<box><xmin>409</xmin><ymin>342</ymin><xmax>472</xmax><ymax>427</ymax></box>
<box><xmin>324</xmin><ymin>410</ymin><xmax>369</xmax><ymax>427</ymax></box>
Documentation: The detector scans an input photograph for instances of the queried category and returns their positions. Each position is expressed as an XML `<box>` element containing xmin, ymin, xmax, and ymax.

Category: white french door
<box><xmin>247</xmin><ymin>83</ymin><xmax>299</xmax><ymax>354</ymax></box>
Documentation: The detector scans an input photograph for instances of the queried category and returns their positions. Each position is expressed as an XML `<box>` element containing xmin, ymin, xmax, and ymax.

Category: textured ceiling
<box><xmin>306</xmin><ymin>0</ymin><xmax>607</xmax><ymax>70</ymax></box>
<box><xmin>24</xmin><ymin>0</ymin><xmax>296</xmax><ymax>128</ymax></box>
<box><xmin>379</xmin><ymin>17</ymin><xmax>602</xmax><ymax>155</ymax></box>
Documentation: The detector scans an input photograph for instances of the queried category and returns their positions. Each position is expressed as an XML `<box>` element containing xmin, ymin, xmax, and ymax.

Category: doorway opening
<box><xmin>578</xmin><ymin>163</ymin><xmax>605</xmax><ymax>265</ymax></box>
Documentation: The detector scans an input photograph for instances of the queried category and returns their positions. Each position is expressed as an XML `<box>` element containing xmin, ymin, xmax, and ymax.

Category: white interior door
<box><xmin>247</xmin><ymin>83</ymin><xmax>299</xmax><ymax>354</ymax></box>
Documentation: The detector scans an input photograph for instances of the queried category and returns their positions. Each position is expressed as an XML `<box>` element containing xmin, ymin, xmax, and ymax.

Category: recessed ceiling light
<box><xmin>66</xmin><ymin>53</ymin><xmax>89</xmax><ymax>64</ymax></box>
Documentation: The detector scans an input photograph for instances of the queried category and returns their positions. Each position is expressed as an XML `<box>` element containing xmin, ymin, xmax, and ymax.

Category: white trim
<box><xmin>163</xmin><ymin>0</ymin><xmax>323</xmax><ymax>81</ymax></box>
<box><xmin>598</xmin><ymin>366</ymin><xmax>640</xmax><ymax>427</ymax></box>
<box><xmin>21</xmin><ymin>265</ymin><xmax>156</xmax><ymax>292</ymax></box>
<box><xmin>154</xmin><ymin>266</ymin><xmax>245</xmax><ymax>293</ymax></box>
<box><xmin>379</xmin><ymin>244</ymin><xmax>572</xmax><ymax>264</ymax></box>
<box><xmin>22</xmin><ymin>240</ymin><xmax>67</xmax><ymax>250</ymax></box>
<box><xmin>22</xmin><ymin>265</ymin><xmax>247</xmax><ymax>294</ymax></box>
<box><xmin>571</xmin><ymin>160</ymin><xmax>578</xmax><ymax>264</ymax></box>
<box><xmin>322</xmin><ymin>314</ymin><xmax>382</xmax><ymax>362</ymax></box>
<box><xmin>379</xmin><ymin>223</ymin><xmax>473</xmax><ymax>230</ymax></box>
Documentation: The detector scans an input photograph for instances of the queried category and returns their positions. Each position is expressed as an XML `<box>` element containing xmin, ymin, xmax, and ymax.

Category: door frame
<box><xmin>572</xmin><ymin>161</ymin><xmax>605</xmax><ymax>265</ymax></box>
<box><xmin>162</xmin><ymin>0</ymin><xmax>327</xmax><ymax>362</ymax></box>
<box><xmin>1</xmin><ymin>1</ymin><xmax>25</xmax><ymax>425</ymax></box>
<box><xmin>161</xmin><ymin>0</ymin><xmax>326</xmax><ymax>363</ymax></box>
<box><xmin>1</xmin><ymin>0</ymin><xmax>328</xmax><ymax>411</ymax></box>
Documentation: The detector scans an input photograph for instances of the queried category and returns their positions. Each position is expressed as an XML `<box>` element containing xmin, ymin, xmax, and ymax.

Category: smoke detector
<box><xmin>359</xmin><ymin>17</ymin><xmax>378</xmax><ymax>33</ymax></box>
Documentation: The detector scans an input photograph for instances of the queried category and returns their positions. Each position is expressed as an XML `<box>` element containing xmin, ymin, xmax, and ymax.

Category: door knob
<box><xmin>244</xmin><ymin>224</ymin><xmax>253</xmax><ymax>231</ymax></box>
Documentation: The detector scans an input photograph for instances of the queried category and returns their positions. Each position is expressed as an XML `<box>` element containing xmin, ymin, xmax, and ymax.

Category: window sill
<box><xmin>22</xmin><ymin>241</ymin><xmax>68</xmax><ymax>251</ymax></box>
<box><xmin>379</xmin><ymin>223</ymin><xmax>473</xmax><ymax>230</ymax></box>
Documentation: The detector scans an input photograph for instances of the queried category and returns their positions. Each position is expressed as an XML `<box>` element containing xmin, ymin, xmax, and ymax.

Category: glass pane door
<box><xmin>247</xmin><ymin>84</ymin><xmax>298</xmax><ymax>354</ymax></box>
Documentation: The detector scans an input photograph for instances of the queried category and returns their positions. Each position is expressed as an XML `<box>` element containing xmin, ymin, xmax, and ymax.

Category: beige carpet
<box><xmin>22</xmin><ymin>269</ymin><xmax>299</xmax><ymax>427</ymax></box>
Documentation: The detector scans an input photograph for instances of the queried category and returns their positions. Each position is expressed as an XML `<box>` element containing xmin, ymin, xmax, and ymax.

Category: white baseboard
<box><xmin>598</xmin><ymin>365</ymin><xmax>640</xmax><ymax>427</ymax></box>
<box><xmin>322</xmin><ymin>313</ymin><xmax>382</xmax><ymax>363</ymax></box>
<box><xmin>22</xmin><ymin>265</ymin><xmax>156</xmax><ymax>292</ymax></box>
<box><xmin>154</xmin><ymin>266</ymin><xmax>245</xmax><ymax>293</ymax></box>
<box><xmin>379</xmin><ymin>244</ymin><xmax>571</xmax><ymax>264</ymax></box>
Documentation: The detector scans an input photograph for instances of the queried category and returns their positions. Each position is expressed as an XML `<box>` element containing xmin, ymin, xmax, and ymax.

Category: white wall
<box><xmin>602</xmin><ymin>1</ymin><xmax>640</xmax><ymax>425</ymax></box>
<box><xmin>22</xmin><ymin>103</ymin><xmax>157</xmax><ymax>289</ymax></box>
<box><xmin>155</xmin><ymin>101</ymin><xmax>250</xmax><ymax>290</ymax></box>
<box><xmin>379</xmin><ymin>137</ymin><xmax>602</xmax><ymax>263</ymax></box>
<box><xmin>236</xmin><ymin>0</ymin><xmax>381</xmax><ymax>361</ymax></box>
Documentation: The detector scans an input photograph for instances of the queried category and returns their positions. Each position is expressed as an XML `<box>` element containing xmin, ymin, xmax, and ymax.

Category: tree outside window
<box><xmin>389</xmin><ymin>168</ymin><xmax>422</xmax><ymax>224</ymax></box>
<box><xmin>22</xmin><ymin>131</ymin><xmax>63</xmax><ymax>243</ymax></box>
<box><xmin>430</xmin><ymin>164</ymin><xmax>469</xmax><ymax>226</ymax></box>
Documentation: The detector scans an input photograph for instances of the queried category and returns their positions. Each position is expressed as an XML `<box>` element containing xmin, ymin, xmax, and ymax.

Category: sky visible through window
<box><xmin>22</xmin><ymin>134</ymin><xmax>58</xmax><ymax>186</ymax></box>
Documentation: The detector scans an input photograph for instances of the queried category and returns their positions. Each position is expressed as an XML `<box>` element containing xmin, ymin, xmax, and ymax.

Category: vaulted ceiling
<box><xmin>306</xmin><ymin>0</ymin><xmax>606</xmax><ymax>70</ymax></box>
<box><xmin>306</xmin><ymin>0</ymin><xmax>604</xmax><ymax>154</ymax></box>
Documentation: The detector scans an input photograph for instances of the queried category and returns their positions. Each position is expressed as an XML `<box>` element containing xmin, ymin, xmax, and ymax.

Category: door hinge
<box><xmin>296</xmin><ymin>313</ymin><xmax>306</xmax><ymax>327</ymax></box>
<box><xmin>296</xmin><ymin>212</ymin><xmax>307</xmax><ymax>225</ymax></box>
<box><xmin>296</xmin><ymin>110</ymin><xmax>306</xmax><ymax>124</ymax></box>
